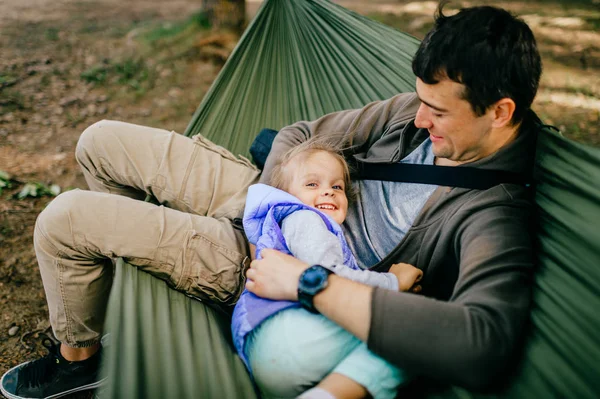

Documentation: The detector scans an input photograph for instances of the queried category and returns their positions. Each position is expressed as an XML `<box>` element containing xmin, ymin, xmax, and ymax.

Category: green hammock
<box><xmin>100</xmin><ymin>0</ymin><xmax>600</xmax><ymax>398</ymax></box>
<box><xmin>183</xmin><ymin>0</ymin><xmax>419</xmax><ymax>157</ymax></box>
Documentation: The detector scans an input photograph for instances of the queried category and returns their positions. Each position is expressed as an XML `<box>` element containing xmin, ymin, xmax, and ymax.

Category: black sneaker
<box><xmin>0</xmin><ymin>339</ymin><xmax>106</xmax><ymax>399</ymax></box>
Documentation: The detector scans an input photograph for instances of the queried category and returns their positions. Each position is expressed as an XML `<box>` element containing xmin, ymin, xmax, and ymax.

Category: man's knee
<box><xmin>35</xmin><ymin>190</ymin><xmax>90</xmax><ymax>238</ymax></box>
<box><xmin>75</xmin><ymin>119</ymin><xmax>113</xmax><ymax>166</ymax></box>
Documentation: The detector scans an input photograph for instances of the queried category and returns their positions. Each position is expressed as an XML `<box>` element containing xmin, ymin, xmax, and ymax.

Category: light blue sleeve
<box><xmin>281</xmin><ymin>210</ymin><xmax>399</xmax><ymax>291</ymax></box>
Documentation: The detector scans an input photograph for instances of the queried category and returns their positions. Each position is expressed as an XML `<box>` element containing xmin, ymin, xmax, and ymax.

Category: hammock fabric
<box><xmin>100</xmin><ymin>0</ymin><xmax>600</xmax><ymax>398</ymax></box>
<box><xmin>183</xmin><ymin>0</ymin><xmax>419</xmax><ymax>157</ymax></box>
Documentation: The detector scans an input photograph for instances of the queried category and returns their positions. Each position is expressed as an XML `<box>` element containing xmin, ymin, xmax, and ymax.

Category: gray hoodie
<box><xmin>260</xmin><ymin>93</ymin><xmax>536</xmax><ymax>390</ymax></box>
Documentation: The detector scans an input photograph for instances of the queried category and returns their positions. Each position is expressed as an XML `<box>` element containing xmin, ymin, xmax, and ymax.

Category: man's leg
<box><xmin>75</xmin><ymin>119</ymin><xmax>259</xmax><ymax>218</ymax></box>
<box><xmin>35</xmin><ymin>189</ymin><xmax>252</xmax><ymax>349</ymax></box>
<box><xmin>60</xmin><ymin>120</ymin><xmax>259</xmax><ymax>342</ymax></box>
<box><xmin>0</xmin><ymin>121</ymin><xmax>260</xmax><ymax>399</ymax></box>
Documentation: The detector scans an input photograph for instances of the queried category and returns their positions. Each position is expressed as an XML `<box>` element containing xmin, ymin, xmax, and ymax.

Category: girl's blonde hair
<box><xmin>269</xmin><ymin>137</ymin><xmax>355</xmax><ymax>202</ymax></box>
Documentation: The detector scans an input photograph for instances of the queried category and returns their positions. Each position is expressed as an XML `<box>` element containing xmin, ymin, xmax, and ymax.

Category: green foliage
<box><xmin>143</xmin><ymin>22</ymin><xmax>188</xmax><ymax>43</ymax></box>
<box><xmin>0</xmin><ymin>74</ymin><xmax>16</xmax><ymax>85</ymax></box>
<box><xmin>79</xmin><ymin>9</ymin><xmax>212</xmax><ymax>97</ymax></box>
<box><xmin>113</xmin><ymin>59</ymin><xmax>149</xmax><ymax>90</ymax></box>
<box><xmin>143</xmin><ymin>10</ymin><xmax>211</xmax><ymax>43</ymax></box>
<box><xmin>0</xmin><ymin>171</ymin><xmax>61</xmax><ymax>199</ymax></box>
<box><xmin>79</xmin><ymin>21</ymin><xmax>105</xmax><ymax>34</ymax></box>
<box><xmin>0</xmin><ymin>170</ymin><xmax>12</xmax><ymax>195</ymax></box>
<box><xmin>80</xmin><ymin>64</ymin><xmax>110</xmax><ymax>84</ymax></box>
<box><xmin>0</xmin><ymin>89</ymin><xmax>25</xmax><ymax>114</ymax></box>
<box><xmin>191</xmin><ymin>11</ymin><xmax>211</xmax><ymax>30</ymax></box>
<box><xmin>45</xmin><ymin>27</ymin><xmax>60</xmax><ymax>41</ymax></box>
<box><xmin>40</xmin><ymin>73</ymin><xmax>51</xmax><ymax>87</ymax></box>
<box><xmin>81</xmin><ymin>58</ymin><xmax>152</xmax><ymax>92</ymax></box>
<box><xmin>588</xmin><ymin>17</ymin><xmax>600</xmax><ymax>30</ymax></box>
<box><xmin>14</xmin><ymin>182</ymin><xmax>61</xmax><ymax>200</ymax></box>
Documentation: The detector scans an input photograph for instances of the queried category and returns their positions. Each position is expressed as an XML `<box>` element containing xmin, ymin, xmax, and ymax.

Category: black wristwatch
<box><xmin>298</xmin><ymin>265</ymin><xmax>333</xmax><ymax>313</ymax></box>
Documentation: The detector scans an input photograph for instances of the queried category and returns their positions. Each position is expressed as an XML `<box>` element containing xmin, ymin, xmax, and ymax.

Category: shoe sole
<box><xmin>0</xmin><ymin>360</ymin><xmax>107</xmax><ymax>399</ymax></box>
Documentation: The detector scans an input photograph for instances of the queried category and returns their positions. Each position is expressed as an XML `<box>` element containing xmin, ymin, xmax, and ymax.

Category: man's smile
<box><xmin>429</xmin><ymin>133</ymin><xmax>443</xmax><ymax>142</ymax></box>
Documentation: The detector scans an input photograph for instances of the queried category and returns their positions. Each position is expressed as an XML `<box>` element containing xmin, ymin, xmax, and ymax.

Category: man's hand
<box><xmin>245</xmin><ymin>248</ymin><xmax>310</xmax><ymax>301</ymax></box>
<box><xmin>389</xmin><ymin>262</ymin><xmax>423</xmax><ymax>293</ymax></box>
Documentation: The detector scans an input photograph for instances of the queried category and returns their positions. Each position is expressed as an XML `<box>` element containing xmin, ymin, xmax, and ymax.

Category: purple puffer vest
<box><xmin>231</xmin><ymin>183</ymin><xmax>358</xmax><ymax>369</ymax></box>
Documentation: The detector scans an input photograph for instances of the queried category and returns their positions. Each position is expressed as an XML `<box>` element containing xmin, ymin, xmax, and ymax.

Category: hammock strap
<box><xmin>351</xmin><ymin>161</ymin><xmax>530</xmax><ymax>189</ymax></box>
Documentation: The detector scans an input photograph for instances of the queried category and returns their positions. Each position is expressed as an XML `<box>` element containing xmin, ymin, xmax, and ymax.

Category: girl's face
<box><xmin>286</xmin><ymin>151</ymin><xmax>349</xmax><ymax>225</ymax></box>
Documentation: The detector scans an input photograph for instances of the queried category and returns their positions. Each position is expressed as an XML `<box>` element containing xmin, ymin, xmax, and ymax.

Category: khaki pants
<box><xmin>34</xmin><ymin>120</ymin><xmax>260</xmax><ymax>348</ymax></box>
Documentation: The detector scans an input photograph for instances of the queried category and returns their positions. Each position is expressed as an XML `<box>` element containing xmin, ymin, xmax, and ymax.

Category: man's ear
<box><xmin>491</xmin><ymin>98</ymin><xmax>516</xmax><ymax>128</ymax></box>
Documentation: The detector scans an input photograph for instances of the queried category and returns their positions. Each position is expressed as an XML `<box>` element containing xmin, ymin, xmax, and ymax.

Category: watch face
<box><xmin>300</xmin><ymin>266</ymin><xmax>330</xmax><ymax>296</ymax></box>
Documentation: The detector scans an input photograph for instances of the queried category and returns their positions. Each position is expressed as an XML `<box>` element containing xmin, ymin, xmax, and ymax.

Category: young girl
<box><xmin>232</xmin><ymin>139</ymin><xmax>422</xmax><ymax>399</ymax></box>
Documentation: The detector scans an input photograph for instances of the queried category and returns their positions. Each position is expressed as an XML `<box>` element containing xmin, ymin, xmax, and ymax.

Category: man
<box><xmin>247</xmin><ymin>4</ymin><xmax>541</xmax><ymax>393</ymax></box>
<box><xmin>1</xmin><ymin>3</ymin><xmax>541</xmax><ymax>399</ymax></box>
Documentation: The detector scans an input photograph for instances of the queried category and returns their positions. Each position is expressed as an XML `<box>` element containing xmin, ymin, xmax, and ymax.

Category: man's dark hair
<box><xmin>412</xmin><ymin>2</ymin><xmax>542</xmax><ymax>124</ymax></box>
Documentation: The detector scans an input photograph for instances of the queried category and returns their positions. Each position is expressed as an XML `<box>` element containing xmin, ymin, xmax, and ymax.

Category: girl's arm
<box><xmin>282</xmin><ymin>210</ymin><xmax>400</xmax><ymax>290</ymax></box>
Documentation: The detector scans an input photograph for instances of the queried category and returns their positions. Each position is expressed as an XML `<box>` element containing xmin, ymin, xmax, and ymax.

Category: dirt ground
<box><xmin>0</xmin><ymin>0</ymin><xmax>599</xmax><ymax>397</ymax></box>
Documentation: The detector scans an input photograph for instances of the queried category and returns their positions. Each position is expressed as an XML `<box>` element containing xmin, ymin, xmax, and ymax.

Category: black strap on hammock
<box><xmin>250</xmin><ymin>128</ymin><xmax>531</xmax><ymax>190</ymax></box>
<box><xmin>350</xmin><ymin>161</ymin><xmax>531</xmax><ymax>190</ymax></box>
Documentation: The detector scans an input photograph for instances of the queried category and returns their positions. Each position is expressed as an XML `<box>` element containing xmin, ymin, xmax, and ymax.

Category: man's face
<box><xmin>286</xmin><ymin>151</ymin><xmax>349</xmax><ymax>225</ymax></box>
<box><xmin>414</xmin><ymin>77</ymin><xmax>496</xmax><ymax>165</ymax></box>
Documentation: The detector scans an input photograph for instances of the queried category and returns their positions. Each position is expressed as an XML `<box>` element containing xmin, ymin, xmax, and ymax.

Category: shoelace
<box><xmin>18</xmin><ymin>338</ymin><xmax>62</xmax><ymax>388</ymax></box>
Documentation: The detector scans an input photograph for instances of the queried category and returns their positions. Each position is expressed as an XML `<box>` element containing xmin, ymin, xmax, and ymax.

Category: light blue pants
<box><xmin>245</xmin><ymin>308</ymin><xmax>405</xmax><ymax>399</ymax></box>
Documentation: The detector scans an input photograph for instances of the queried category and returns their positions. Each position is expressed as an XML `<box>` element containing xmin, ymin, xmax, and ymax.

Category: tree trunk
<box><xmin>202</xmin><ymin>0</ymin><xmax>246</xmax><ymax>34</ymax></box>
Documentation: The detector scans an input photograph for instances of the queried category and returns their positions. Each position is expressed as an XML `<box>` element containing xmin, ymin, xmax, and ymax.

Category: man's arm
<box><xmin>367</xmin><ymin>201</ymin><xmax>534</xmax><ymax>390</ymax></box>
<box><xmin>245</xmin><ymin>248</ymin><xmax>372</xmax><ymax>339</ymax></box>
<box><xmin>247</xmin><ymin>200</ymin><xmax>534</xmax><ymax>390</ymax></box>
<box><xmin>313</xmin><ymin>274</ymin><xmax>373</xmax><ymax>341</ymax></box>
<box><xmin>259</xmin><ymin>93</ymin><xmax>419</xmax><ymax>184</ymax></box>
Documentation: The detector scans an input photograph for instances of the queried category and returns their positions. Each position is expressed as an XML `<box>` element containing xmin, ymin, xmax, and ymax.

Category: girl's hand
<box><xmin>245</xmin><ymin>249</ymin><xmax>310</xmax><ymax>301</ymax></box>
<box><xmin>389</xmin><ymin>262</ymin><xmax>423</xmax><ymax>293</ymax></box>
